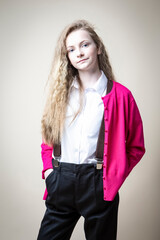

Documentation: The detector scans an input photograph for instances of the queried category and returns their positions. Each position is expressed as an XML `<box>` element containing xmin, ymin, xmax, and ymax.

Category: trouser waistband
<box><xmin>52</xmin><ymin>158</ymin><xmax>103</xmax><ymax>170</ymax></box>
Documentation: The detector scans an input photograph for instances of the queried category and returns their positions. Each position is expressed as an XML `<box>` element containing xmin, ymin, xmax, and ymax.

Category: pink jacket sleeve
<box><xmin>41</xmin><ymin>141</ymin><xmax>53</xmax><ymax>179</ymax></box>
<box><xmin>126</xmin><ymin>96</ymin><xmax>145</xmax><ymax>176</ymax></box>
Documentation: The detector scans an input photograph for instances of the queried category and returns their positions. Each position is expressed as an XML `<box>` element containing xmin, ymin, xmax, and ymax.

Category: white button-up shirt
<box><xmin>58</xmin><ymin>71</ymin><xmax>108</xmax><ymax>164</ymax></box>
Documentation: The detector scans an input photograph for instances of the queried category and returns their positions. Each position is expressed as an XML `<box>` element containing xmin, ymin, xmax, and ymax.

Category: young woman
<box><xmin>37</xmin><ymin>20</ymin><xmax>145</xmax><ymax>240</ymax></box>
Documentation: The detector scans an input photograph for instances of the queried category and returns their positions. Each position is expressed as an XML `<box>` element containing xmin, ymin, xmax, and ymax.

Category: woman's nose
<box><xmin>77</xmin><ymin>48</ymin><xmax>84</xmax><ymax>57</ymax></box>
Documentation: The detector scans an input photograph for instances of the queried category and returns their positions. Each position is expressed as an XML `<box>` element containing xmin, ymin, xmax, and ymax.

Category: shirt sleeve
<box><xmin>126</xmin><ymin>94</ymin><xmax>145</xmax><ymax>176</ymax></box>
<box><xmin>41</xmin><ymin>141</ymin><xmax>53</xmax><ymax>179</ymax></box>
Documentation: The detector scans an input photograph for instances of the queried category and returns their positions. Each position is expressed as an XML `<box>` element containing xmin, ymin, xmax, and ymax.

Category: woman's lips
<box><xmin>77</xmin><ymin>58</ymin><xmax>88</xmax><ymax>63</ymax></box>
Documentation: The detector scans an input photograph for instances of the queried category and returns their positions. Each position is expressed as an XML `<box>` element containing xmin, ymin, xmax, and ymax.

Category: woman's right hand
<box><xmin>44</xmin><ymin>169</ymin><xmax>53</xmax><ymax>180</ymax></box>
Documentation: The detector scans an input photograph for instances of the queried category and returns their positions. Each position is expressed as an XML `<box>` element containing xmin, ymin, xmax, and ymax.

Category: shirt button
<box><xmin>104</xmin><ymin>187</ymin><xmax>106</xmax><ymax>190</ymax></box>
<box><xmin>105</xmin><ymin>118</ymin><xmax>108</xmax><ymax>121</ymax></box>
<box><xmin>104</xmin><ymin>153</ymin><xmax>107</xmax><ymax>156</ymax></box>
<box><xmin>104</xmin><ymin>142</ymin><xmax>108</xmax><ymax>145</ymax></box>
<box><xmin>103</xmin><ymin>177</ymin><xmax>105</xmax><ymax>180</ymax></box>
<box><xmin>105</xmin><ymin>129</ymin><xmax>108</xmax><ymax>132</ymax></box>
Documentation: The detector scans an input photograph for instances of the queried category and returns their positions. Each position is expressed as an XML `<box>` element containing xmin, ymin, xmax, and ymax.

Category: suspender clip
<box><xmin>95</xmin><ymin>158</ymin><xmax>103</xmax><ymax>170</ymax></box>
<box><xmin>52</xmin><ymin>157</ymin><xmax>60</xmax><ymax>167</ymax></box>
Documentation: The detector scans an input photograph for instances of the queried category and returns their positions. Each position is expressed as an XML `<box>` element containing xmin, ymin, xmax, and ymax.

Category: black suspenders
<box><xmin>53</xmin><ymin>80</ymin><xmax>113</xmax><ymax>169</ymax></box>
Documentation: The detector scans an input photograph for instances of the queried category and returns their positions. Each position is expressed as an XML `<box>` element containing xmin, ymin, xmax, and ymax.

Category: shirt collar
<box><xmin>71</xmin><ymin>77</ymin><xmax>79</xmax><ymax>89</ymax></box>
<box><xmin>92</xmin><ymin>70</ymin><xmax>108</xmax><ymax>96</ymax></box>
<box><xmin>71</xmin><ymin>71</ymin><xmax>108</xmax><ymax>96</ymax></box>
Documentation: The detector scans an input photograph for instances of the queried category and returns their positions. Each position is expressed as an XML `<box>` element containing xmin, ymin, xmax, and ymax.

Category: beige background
<box><xmin>0</xmin><ymin>0</ymin><xmax>160</xmax><ymax>239</ymax></box>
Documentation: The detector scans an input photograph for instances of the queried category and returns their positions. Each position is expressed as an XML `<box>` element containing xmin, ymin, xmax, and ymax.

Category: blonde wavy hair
<box><xmin>41</xmin><ymin>19</ymin><xmax>115</xmax><ymax>145</ymax></box>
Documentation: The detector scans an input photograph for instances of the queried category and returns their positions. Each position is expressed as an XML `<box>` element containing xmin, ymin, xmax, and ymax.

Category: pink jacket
<box><xmin>41</xmin><ymin>81</ymin><xmax>145</xmax><ymax>201</ymax></box>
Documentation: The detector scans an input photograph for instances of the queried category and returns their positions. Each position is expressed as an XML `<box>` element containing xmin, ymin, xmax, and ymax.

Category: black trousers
<box><xmin>37</xmin><ymin>162</ymin><xmax>119</xmax><ymax>240</ymax></box>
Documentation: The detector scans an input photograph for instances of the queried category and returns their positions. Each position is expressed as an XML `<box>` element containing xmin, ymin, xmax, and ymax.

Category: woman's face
<box><xmin>66</xmin><ymin>29</ymin><xmax>100</xmax><ymax>73</ymax></box>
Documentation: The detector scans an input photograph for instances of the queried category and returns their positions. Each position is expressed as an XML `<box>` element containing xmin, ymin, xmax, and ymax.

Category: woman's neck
<box><xmin>78</xmin><ymin>69</ymin><xmax>102</xmax><ymax>90</ymax></box>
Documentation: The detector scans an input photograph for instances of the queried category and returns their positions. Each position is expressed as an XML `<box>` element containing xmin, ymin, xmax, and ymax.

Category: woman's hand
<box><xmin>44</xmin><ymin>169</ymin><xmax>53</xmax><ymax>180</ymax></box>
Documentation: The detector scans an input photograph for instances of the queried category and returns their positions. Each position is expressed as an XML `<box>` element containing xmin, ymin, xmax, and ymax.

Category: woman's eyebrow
<box><xmin>66</xmin><ymin>40</ymin><xmax>89</xmax><ymax>48</ymax></box>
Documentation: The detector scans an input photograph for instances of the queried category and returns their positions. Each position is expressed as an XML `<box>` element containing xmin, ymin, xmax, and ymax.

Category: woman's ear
<box><xmin>97</xmin><ymin>46</ymin><xmax>102</xmax><ymax>55</ymax></box>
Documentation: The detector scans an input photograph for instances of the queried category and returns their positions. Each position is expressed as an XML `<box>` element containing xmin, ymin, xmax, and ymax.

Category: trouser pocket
<box><xmin>94</xmin><ymin>169</ymin><xmax>103</xmax><ymax>202</ymax></box>
<box><xmin>46</xmin><ymin>169</ymin><xmax>59</xmax><ymax>205</ymax></box>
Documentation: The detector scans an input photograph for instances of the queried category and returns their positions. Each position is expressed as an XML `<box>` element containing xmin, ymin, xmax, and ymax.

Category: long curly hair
<box><xmin>41</xmin><ymin>19</ymin><xmax>115</xmax><ymax>145</ymax></box>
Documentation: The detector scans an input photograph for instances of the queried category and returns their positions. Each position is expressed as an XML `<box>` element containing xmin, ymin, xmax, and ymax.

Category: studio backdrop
<box><xmin>0</xmin><ymin>0</ymin><xmax>160</xmax><ymax>239</ymax></box>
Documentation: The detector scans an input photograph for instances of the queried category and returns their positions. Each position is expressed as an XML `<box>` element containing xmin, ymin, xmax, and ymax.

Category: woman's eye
<box><xmin>82</xmin><ymin>43</ymin><xmax>89</xmax><ymax>47</ymax></box>
<box><xmin>68</xmin><ymin>49</ymin><xmax>74</xmax><ymax>53</ymax></box>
